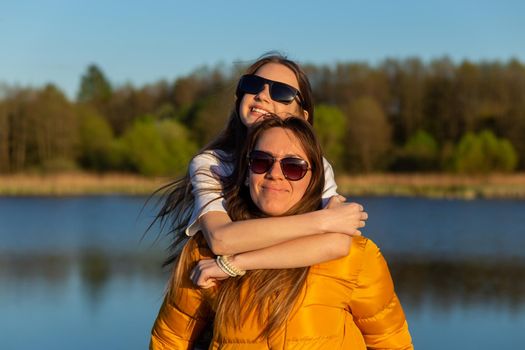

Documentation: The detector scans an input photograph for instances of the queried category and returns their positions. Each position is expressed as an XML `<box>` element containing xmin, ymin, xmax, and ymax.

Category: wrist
<box><xmin>216</xmin><ymin>255</ymin><xmax>246</xmax><ymax>277</ymax></box>
<box><xmin>228</xmin><ymin>254</ymin><xmax>246</xmax><ymax>271</ymax></box>
<box><xmin>311</xmin><ymin>209</ymin><xmax>329</xmax><ymax>233</ymax></box>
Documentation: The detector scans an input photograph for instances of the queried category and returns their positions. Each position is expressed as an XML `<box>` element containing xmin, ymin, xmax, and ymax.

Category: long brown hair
<box><xmin>214</xmin><ymin>116</ymin><xmax>325</xmax><ymax>339</ymax></box>
<box><xmin>152</xmin><ymin>53</ymin><xmax>316</xmax><ymax>266</ymax></box>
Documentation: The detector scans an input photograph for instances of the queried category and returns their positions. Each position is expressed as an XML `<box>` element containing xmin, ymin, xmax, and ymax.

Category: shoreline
<box><xmin>0</xmin><ymin>173</ymin><xmax>168</xmax><ymax>196</ymax></box>
<box><xmin>2</xmin><ymin>172</ymin><xmax>525</xmax><ymax>199</ymax></box>
<box><xmin>336</xmin><ymin>173</ymin><xmax>525</xmax><ymax>199</ymax></box>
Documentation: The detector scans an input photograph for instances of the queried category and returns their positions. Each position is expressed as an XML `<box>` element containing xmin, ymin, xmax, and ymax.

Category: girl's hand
<box><xmin>324</xmin><ymin>195</ymin><xmax>368</xmax><ymax>236</ymax></box>
<box><xmin>190</xmin><ymin>259</ymin><xmax>229</xmax><ymax>288</ymax></box>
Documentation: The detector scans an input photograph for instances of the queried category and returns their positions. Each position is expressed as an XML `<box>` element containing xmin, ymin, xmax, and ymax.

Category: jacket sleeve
<box><xmin>349</xmin><ymin>239</ymin><xmax>413</xmax><ymax>350</ymax></box>
<box><xmin>150</xmin><ymin>238</ymin><xmax>213</xmax><ymax>349</ymax></box>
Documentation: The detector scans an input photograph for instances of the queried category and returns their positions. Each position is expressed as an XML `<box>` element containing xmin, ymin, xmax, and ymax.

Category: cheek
<box><xmin>239</xmin><ymin>95</ymin><xmax>251</xmax><ymax>119</ymax></box>
<box><xmin>292</xmin><ymin>176</ymin><xmax>311</xmax><ymax>200</ymax></box>
<box><xmin>275</xmin><ymin>103</ymin><xmax>303</xmax><ymax>119</ymax></box>
<box><xmin>248</xmin><ymin>174</ymin><xmax>259</xmax><ymax>200</ymax></box>
<box><xmin>239</xmin><ymin>94</ymin><xmax>249</xmax><ymax>109</ymax></box>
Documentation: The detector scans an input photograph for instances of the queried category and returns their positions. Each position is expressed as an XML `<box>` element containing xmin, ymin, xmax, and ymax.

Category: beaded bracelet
<box><xmin>216</xmin><ymin>255</ymin><xmax>246</xmax><ymax>277</ymax></box>
<box><xmin>216</xmin><ymin>256</ymin><xmax>236</xmax><ymax>277</ymax></box>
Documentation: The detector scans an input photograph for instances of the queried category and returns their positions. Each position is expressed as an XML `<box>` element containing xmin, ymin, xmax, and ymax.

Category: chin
<box><xmin>260</xmin><ymin>205</ymin><xmax>290</xmax><ymax>217</ymax></box>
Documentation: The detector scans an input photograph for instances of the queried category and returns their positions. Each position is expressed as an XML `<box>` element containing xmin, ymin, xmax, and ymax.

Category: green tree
<box><xmin>77</xmin><ymin>107</ymin><xmax>116</xmax><ymax>171</ymax></box>
<box><xmin>121</xmin><ymin>117</ymin><xmax>169</xmax><ymax>176</ymax></box>
<box><xmin>424</xmin><ymin>57</ymin><xmax>460</xmax><ymax>143</ymax></box>
<box><xmin>27</xmin><ymin>85</ymin><xmax>78</xmax><ymax>172</ymax></box>
<box><xmin>394</xmin><ymin>130</ymin><xmax>439</xmax><ymax>171</ymax></box>
<box><xmin>120</xmin><ymin>116</ymin><xmax>197</xmax><ymax>176</ymax></box>
<box><xmin>76</xmin><ymin>64</ymin><xmax>114</xmax><ymax>134</ymax></box>
<box><xmin>314</xmin><ymin>104</ymin><xmax>346</xmax><ymax>169</ymax></box>
<box><xmin>344</xmin><ymin>96</ymin><xmax>392</xmax><ymax>172</ymax></box>
<box><xmin>384</xmin><ymin>58</ymin><xmax>426</xmax><ymax>142</ymax></box>
<box><xmin>77</xmin><ymin>64</ymin><xmax>112</xmax><ymax>104</ymax></box>
<box><xmin>189</xmin><ymin>90</ymin><xmax>233</xmax><ymax>146</ymax></box>
<box><xmin>159</xmin><ymin>119</ymin><xmax>198</xmax><ymax>175</ymax></box>
<box><xmin>495</xmin><ymin>139</ymin><xmax>519</xmax><ymax>172</ymax></box>
<box><xmin>0</xmin><ymin>88</ymin><xmax>35</xmax><ymax>171</ymax></box>
<box><xmin>107</xmin><ymin>81</ymin><xmax>173</xmax><ymax>135</ymax></box>
<box><xmin>0</xmin><ymin>98</ymin><xmax>9</xmax><ymax>172</ymax></box>
<box><xmin>455</xmin><ymin>61</ymin><xmax>481</xmax><ymax>133</ymax></box>
<box><xmin>0</xmin><ymin>85</ymin><xmax>77</xmax><ymax>172</ymax></box>
<box><xmin>172</xmin><ymin>75</ymin><xmax>203</xmax><ymax>111</ymax></box>
<box><xmin>453</xmin><ymin>130</ymin><xmax>518</xmax><ymax>173</ymax></box>
<box><xmin>500</xmin><ymin>60</ymin><xmax>525</xmax><ymax>169</ymax></box>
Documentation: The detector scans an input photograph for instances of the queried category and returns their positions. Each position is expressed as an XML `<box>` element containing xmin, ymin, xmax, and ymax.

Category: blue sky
<box><xmin>1</xmin><ymin>0</ymin><xmax>524</xmax><ymax>99</ymax></box>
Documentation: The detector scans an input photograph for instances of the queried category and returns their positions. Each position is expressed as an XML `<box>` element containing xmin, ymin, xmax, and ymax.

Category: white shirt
<box><xmin>185</xmin><ymin>150</ymin><xmax>338</xmax><ymax>236</ymax></box>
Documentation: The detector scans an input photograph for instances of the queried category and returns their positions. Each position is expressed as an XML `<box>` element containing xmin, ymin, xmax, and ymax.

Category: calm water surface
<box><xmin>1</xmin><ymin>196</ymin><xmax>524</xmax><ymax>349</ymax></box>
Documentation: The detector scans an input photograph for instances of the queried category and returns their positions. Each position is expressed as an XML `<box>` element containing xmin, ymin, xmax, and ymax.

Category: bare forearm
<box><xmin>229</xmin><ymin>233</ymin><xmax>352</xmax><ymax>270</ymax></box>
<box><xmin>189</xmin><ymin>233</ymin><xmax>354</xmax><ymax>288</ymax></box>
<box><xmin>201</xmin><ymin>198</ymin><xmax>366</xmax><ymax>256</ymax></box>
<box><xmin>202</xmin><ymin>210</ymin><xmax>329</xmax><ymax>255</ymax></box>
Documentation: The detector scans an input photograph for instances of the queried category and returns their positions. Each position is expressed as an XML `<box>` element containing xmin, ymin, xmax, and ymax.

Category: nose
<box><xmin>254</xmin><ymin>84</ymin><xmax>271</xmax><ymax>103</ymax></box>
<box><xmin>265</xmin><ymin>160</ymin><xmax>284</xmax><ymax>180</ymax></box>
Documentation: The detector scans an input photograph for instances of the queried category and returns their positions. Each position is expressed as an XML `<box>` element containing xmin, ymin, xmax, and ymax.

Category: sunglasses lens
<box><xmin>270</xmin><ymin>83</ymin><xmax>298</xmax><ymax>104</ymax></box>
<box><xmin>249</xmin><ymin>152</ymin><xmax>309</xmax><ymax>180</ymax></box>
<box><xmin>249</xmin><ymin>152</ymin><xmax>274</xmax><ymax>174</ymax></box>
<box><xmin>281</xmin><ymin>159</ymin><xmax>308</xmax><ymax>180</ymax></box>
<box><xmin>239</xmin><ymin>75</ymin><xmax>265</xmax><ymax>95</ymax></box>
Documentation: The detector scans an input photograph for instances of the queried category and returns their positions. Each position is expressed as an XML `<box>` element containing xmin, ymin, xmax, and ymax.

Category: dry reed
<box><xmin>0</xmin><ymin>173</ymin><xmax>168</xmax><ymax>196</ymax></box>
<box><xmin>2</xmin><ymin>172</ymin><xmax>525</xmax><ymax>198</ymax></box>
<box><xmin>336</xmin><ymin>173</ymin><xmax>525</xmax><ymax>199</ymax></box>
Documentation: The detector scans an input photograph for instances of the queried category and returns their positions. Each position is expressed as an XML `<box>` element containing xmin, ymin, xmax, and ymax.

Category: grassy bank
<box><xmin>337</xmin><ymin>173</ymin><xmax>525</xmax><ymax>199</ymax></box>
<box><xmin>0</xmin><ymin>173</ymin><xmax>167</xmax><ymax>196</ymax></box>
<box><xmin>2</xmin><ymin>172</ymin><xmax>525</xmax><ymax>199</ymax></box>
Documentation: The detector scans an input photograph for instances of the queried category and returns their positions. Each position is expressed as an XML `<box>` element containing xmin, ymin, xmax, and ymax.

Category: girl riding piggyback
<box><xmin>156</xmin><ymin>53</ymin><xmax>368</xmax><ymax>282</ymax></box>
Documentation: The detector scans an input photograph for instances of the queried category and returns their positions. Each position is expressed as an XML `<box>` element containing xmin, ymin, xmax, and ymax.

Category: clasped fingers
<box><xmin>323</xmin><ymin>200</ymin><xmax>369</xmax><ymax>236</ymax></box>
<box><xmin>190</xmin><ymin>259</ymin><xmax>229</xmax><ymax>288</ymax></box>
<box><xmin>343</xmin><ymin>202</ymin><xmax>368</xmax><ymax>235</ymax></box>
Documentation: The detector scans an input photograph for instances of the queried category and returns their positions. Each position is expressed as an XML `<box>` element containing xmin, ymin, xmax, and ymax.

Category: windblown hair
<box><xmin>152</xmin><ymin>53</ymin><xmax>315</xmax><ymax>266</ymax></box>
<box><xmin>169</xmin><ymin>116</ymin><xmax>325</xmax><ymax>340</ymax></box>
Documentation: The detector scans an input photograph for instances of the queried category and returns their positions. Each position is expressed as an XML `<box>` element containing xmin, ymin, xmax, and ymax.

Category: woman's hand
<box><xmin>323</xmin><ymin>195</ymin><xmax>368</xmax><ymax>236</ymax></box>
<box><xmin>190</xmin><ymin>259</ymin><xmax>230</xmax><ymax>288</ymax></box>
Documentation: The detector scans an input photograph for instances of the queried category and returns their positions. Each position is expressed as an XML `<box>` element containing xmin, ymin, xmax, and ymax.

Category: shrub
<box><xmin>120</xmin><ymin>116</ymin><xmax>197</xmax><ymax>176</ymax></box>
<box><xmin>453</xmin><ymin>130</ymin><xmax>518</xmax><ymax>173</ymax></box>
<box><xmin>393</xmin><ymin>130</ymin><xmax>439</xmax><ymax>171</ymax></box>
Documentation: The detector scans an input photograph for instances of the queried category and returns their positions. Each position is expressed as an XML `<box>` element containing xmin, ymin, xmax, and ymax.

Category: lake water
<box><xmin>1</xmin><ymin>196</ymin><xmax>524</xmax><ymax>349</ymax></box>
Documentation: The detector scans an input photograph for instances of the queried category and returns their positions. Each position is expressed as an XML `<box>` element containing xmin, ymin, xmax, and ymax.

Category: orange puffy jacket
<box><xmin>150</xmin><ymin>235</ymin><xmax>413</xmax><ymax>349</ymax></box>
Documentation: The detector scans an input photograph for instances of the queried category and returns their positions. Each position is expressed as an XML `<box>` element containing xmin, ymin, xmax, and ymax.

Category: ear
<box><xmin>302</xmin><ymin>109</ymin><xmax>310</xmax><ymax>122</ymax></box>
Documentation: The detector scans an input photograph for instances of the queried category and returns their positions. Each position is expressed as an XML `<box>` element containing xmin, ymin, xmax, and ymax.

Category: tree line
<box><xmin>1</xmin><ymin>57</ymin><xmax>523</xmax><ymax>176</ymax></box>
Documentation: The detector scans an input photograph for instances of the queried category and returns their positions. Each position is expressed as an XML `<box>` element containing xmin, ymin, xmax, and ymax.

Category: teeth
<box><xmin>252</xmin><ymin>107</ymin><xmax>269</xmax><ymax>114</ymax></box>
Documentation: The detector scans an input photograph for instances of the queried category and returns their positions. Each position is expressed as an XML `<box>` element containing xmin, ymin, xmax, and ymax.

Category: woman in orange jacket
<box><xmin>150</xmin><ymin>116</ymin><xmax>413</xmax><ymax>349</ymax></box>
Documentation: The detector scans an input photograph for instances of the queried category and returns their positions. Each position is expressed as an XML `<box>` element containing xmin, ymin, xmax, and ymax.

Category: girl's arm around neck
<box><xmin>190</xmin><ymin>197</ymin><xmax>364</xmax><ymax>288</ymax></box>
<box><xmin>200</xmin><ymin>210</ymin><xmax>328</xmax><ymax>255</ymax></box>
<box><xmin>231</xmin><ymin>233</ymin><xmax>352</xmax><ymax>270</ymax></box>
<box><xmin>200</xmin><ymin>198</ymin><xmax>366</xmax><ymax>256</ymax></box>
<box><xmin>191</xmin><ymin>233</ymin><xmax>353</xmax><ymax>288</ymax></box>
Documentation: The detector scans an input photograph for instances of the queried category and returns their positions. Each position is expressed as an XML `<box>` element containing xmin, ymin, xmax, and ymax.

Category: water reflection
<box><xmin>1</xmin><ymin>251</ymin><xmax>165</xmax><ymax>303</ymax></box>
<box><xmin>2</xmin><ymin>250</ymin><xmax>524</xmax><ymax>313</ymax></box>
<box><xmin>1</xmin><ymin>196</ymin><xmax>524</xmax><ymax>349</ymax></box>
<box><xmin>79</xmin><ymin>250</ymin><xmax>113</xmax><ymax>305</ymax></box>
<box><xmin>388</xmin><ymin>256</ymin><xmax>525</xmax><ymax>313</ymax></box>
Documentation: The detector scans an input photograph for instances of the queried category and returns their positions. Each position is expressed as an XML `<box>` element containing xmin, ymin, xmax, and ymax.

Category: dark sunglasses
<box><xmin>247</xmin><ymin>150</ymin><xmax>310</xmax><ymax>181</ymax></box>
<box><xmin>237</xmin><ymin>74</ymin><xmax>304</xmax><ymax>106</ymax></box>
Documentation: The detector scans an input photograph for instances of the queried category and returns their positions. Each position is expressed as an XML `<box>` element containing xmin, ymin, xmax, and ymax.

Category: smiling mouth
<box><xmin>262</xmin><ymin>186</ymin><xmax>287</xmax><ymax>193</ymax></box>
<box><xmin>251</xmin><ymin>107</ymin><xmax>270</xmax><ymax>114</ymax></box>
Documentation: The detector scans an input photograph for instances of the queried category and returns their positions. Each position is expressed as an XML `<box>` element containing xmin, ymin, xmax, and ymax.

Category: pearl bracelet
<box><xmin>216</xmin><ymin>255</ymin><xmax>246</xmax><ymax>277</ymax></box>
